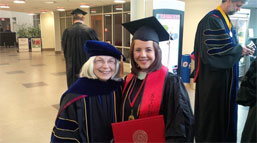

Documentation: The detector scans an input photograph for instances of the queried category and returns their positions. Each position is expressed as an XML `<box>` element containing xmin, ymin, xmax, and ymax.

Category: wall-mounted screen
<box><xmin>154</xmin><ymin>9</ymin><xmax>184</xmax><ymax>75</ymax></box>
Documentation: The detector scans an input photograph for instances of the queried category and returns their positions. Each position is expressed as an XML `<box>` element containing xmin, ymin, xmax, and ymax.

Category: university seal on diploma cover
<box><xmin>133</xmin><ymin>130</ymin><xmax>148</xmax><ymax>143</ymax></box>
<box><xmin>112</xmin><ymin>115</ymin><xmax>165</xmax><ymax>143</ymax></box>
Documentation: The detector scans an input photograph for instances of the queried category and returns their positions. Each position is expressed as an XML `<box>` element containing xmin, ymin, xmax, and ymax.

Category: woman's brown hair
<box><xmin>130</xmin><ymin>40</ymin><xmax>162</xmax><ymax>75</ymax></box>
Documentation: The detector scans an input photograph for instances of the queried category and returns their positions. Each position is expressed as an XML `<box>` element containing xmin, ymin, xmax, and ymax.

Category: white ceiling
<box><xmin>0</xmin><ymin>0</ymin><xmax>131</xmax><ymax>14</ymax></box>
<box><xmin>0</xmin><ymin>0</ymin><xmax>256</xmax><ymax>14</ymax></box>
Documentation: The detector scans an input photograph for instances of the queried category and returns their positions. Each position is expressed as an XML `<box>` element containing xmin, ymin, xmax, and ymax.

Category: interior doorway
<box><xmin>0</xmin><ymin>18</ymin><xmax>11</xmax><ymax>32</ymax></box>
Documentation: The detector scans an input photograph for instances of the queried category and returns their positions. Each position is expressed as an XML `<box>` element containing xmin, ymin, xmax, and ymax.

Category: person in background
<box><xmin>5</xmin><ymin>25</ymin><xmax>11</xmax><ymax>32</ymax></box>
<box><xmin>193</xmin><ymin>0</ymin><xmax>255</xmax><ymax>142</ymax></box>
<box><xmin>62</xmin><ymin>8</ymin><xmax>99</xmax><ymax>88</ymax></box>
<box><xmin>51</xmin><ymin>40</ymin><xmax>125</xmax><ymax>142</ymax></box>
<box><xmin>121</xmin><ymin>16</ymin><xmax>194</xmax><ymax>142</ymax></box>
<box><xmin>0</xmin><ymin>25</ymin><xmax>3</xmax><ymax>32</ymax></box>
<box><xmin>237</xmin><ymin>58</ymin><xmax>256</xmax><ymax>143</ymax></box>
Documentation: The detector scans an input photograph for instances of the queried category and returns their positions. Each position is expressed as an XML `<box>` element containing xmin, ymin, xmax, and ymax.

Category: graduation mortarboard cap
<box><xmin>122</xmin><ymin>16</ymin><xmax>172</xmax><ymax>43</ymax></box>
<box><xmin>71</xmin><ymin>8</ymin><xmax>87</xmax><ymax>15</ymax></box>
<box><xmin>84</xmin><ymin>40</ymin><xmax>126</xmax><ymax>61</ymax></box>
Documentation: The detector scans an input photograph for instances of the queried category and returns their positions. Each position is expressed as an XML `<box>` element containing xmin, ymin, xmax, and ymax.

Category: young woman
<box><xmin>121</xmin><ymin>16</ymin><xmax>194</xmax><ymax>142</ymax></box>
<box><xmin>51</xmin><ymin>40</ymin><xmax>125</xmax><ymax>143</ymax></box>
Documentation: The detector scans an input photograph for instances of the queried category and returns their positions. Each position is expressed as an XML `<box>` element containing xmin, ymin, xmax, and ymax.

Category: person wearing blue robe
<box><xmin>193</xmin><ymin>0</ymin><xmax>254</xmax><ymax>142</ymax></box>
<box><xmin>51</xmin><ymin>40</ymin><xmax>125</xmax><ymax>143</ymax></box>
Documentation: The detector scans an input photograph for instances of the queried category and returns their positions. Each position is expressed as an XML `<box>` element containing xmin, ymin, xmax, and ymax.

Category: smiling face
<box><xmin>133</xmin><ymin>39</ymin><xmax>155</xmax><ymax>72</ymax></box>
<box><xmin>93</xmin><ymin>56</ymin><xmax>116</xmax><ymax>81</ymax></box>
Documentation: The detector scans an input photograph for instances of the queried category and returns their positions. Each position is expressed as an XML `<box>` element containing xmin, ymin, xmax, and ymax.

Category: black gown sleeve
<box><xmin>79</xmin><ymin>26</ymin><xmax>99</xmax><ymax>62</ymax></box>
<box><xmin>197</xmin><ymin>15</ymin><xmax>242</xmax><ymax>69</ymax></box>
<box><xmin>51</xmin><ymin>93</ymin><xmax>85</xmax><ymax>143</ymax></box>
<box><xmin>237</xmin><ymin>58</ymin><xmax>257</xmax><ymax>106</ymax></box>
<box><xmin>87</xmin><ymin>28</ymin><xmax>99</xmax><ymax>41</ymax></box>
<box><xmin>61</xmin><ymin>29</ymin><xmax>68</xmax><ymax>56</ymax></box>
<box><xmin>160</xmin><ymin>73</ymin><xmax>194</xmax><ymax>142</ymax></box>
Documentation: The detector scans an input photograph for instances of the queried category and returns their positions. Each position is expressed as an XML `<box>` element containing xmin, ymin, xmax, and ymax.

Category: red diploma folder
<box><xmin>112</xmin><ymin>115</ymin><xmax>165</xmax><ymax>143</ymax></box>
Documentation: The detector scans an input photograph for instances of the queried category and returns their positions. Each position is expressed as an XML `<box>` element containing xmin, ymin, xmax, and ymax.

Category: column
<box><xmin>131</xmin><ymin>0</ymin><xmax>153</xmax><ymax>21</ymax></box>
<box><xmin>53</xmin><ymin>11</ymin><xmax>62</xmax><ymax>53</ymax></box>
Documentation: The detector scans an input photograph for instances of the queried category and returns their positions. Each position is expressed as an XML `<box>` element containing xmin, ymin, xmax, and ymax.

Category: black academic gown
<box><xmin>237</xmin><ymin>58</ymin><xmax>257</xmax><ymax>143</ymax></box>
<box><xmin>51</xmin><ymin>78</ymin><xmax>122</xmax><ymax>143</ymax></box>
<box><xmin>62</xmin><ymin>22</ymin><xmax>99</xmax><ymax>88</ymax></box>
<box><xmin>121</xmin><ymin>72</ymin><xmax>194</xmax><ymax>142</ymax></box>
<box><xmin>193</xmin><ymin>9</ymin><xmax>242</xmax><ymax>142</ymax></box>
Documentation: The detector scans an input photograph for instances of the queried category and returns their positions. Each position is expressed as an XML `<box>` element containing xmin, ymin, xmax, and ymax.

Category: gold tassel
<box><xmin>119</xmin><ymin>55</ymin><xmax>124</xmax><ymax>78</ymax></box>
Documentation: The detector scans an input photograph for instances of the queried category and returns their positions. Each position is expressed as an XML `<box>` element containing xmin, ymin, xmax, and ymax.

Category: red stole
<box><xmin>123</xmin><ymin>65</ymin><xmax>168</xmax><ymax>118</ymax></box>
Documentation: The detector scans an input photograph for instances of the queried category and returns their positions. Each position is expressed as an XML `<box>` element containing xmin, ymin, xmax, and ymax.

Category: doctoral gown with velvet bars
<box><xmin>62</xmin><ymin>22</ymin><xmax>99</xmax><ymax>88</ymax></box>
<box><xmin>193</xmin><ymin>9</ymin><xmax>242</xmax><ymax>142</ymax></box>
<box><xmin>121</xmin><ymin>72</ymin><xmax>194</xmax><ymax>142</ymax></box>
<box><xmin>51</xmin><ymin>78</ymin><xmax>122</xmax><ymax>143</ymax></box>
<box><xmin>237</xmin><ymin>58</ymin><xmax>257</xmax><ymax>142</ymax></box>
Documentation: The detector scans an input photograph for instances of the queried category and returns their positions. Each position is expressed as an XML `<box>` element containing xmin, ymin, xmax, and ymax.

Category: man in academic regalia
<box><xmin>62</xmin><ymin>8</ymin><xmax>99</xmax><ymax>88</ymax></box>
<box><xmin>193</xmin><ymin>0</ymin><xmax>255</xmax><ymax>142</ymax></box>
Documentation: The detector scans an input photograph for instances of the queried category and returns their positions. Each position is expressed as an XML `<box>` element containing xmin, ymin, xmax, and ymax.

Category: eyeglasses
<box><xmin>94</xmin><ymin>59</ymin><xmax>116</xmax><ymax>67</ymax></box>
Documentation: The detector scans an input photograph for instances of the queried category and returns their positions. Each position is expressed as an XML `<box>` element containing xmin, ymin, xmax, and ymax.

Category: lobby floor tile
<box><xmin>22</xmin><ymin>82</ymin><xmax>48</xmax><ymax>88</ymax></box>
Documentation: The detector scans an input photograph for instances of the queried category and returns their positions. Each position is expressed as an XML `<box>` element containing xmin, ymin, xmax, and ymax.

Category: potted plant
<box><xmin>28</xmin><ymin>27</ymin><xmax>41</xmax><ymax>52</ymax></box>
<box><xmin>17</xmin><ymin>24</ymin><xmax>30</xmax><ymax>52</ymax></box>
<box><xmin>27</xmin><ymin>26</ymin><xmax>41</xmax><ymax>38</ymax></box>
<box><xmin>17</xmin><ymin>25</ymin><xmax>42</xmax><ymax>52</ymax></box>
<box><xmin>17</xmin><ymin>24</ymin><xmax>29</xmax><ymax>38</ymax></box>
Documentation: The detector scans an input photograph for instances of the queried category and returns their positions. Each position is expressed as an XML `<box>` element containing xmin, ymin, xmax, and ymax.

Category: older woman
<box><xmin>120</xmin><ymin>16</ymin><xmax>194</xmax><ymax>142</ymax></box>
<box><xmin>51</xmin><ymin>40</ymin><xmax>125</xmax><ymax>143</ymax></box>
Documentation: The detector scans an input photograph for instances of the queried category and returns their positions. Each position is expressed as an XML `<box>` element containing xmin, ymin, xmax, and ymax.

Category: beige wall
<box><xmin>182</xmin><ymin>0</ymin><xmax>220</xmax><ymax>54</ymax></box>
<box><xmin>40</xmin><ymin>12</ymin><xmax>55</xmax><ymax>49</ymax></box>
<box><xmin>0</xmin><ymin>10</ymin><xmax>34</xmax><ymax>33</ymax></box>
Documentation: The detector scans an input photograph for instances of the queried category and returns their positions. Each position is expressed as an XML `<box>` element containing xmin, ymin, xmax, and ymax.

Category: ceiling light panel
<box><xmin>13</xmin><ymin>0</ymin><xmax>25</xmax><ymax>4</ymax></box>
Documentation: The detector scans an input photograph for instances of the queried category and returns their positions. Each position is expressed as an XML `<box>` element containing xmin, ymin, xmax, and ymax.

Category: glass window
<box><xmin>91</xmin><ymin>15</ymin><xmax>103</xmax><ymax>41</ymax></box>
<box><xmin>66</xmin><ymin>17</ymin><xmax>73</xmax><ymax>27</ymax></box>
<box><xmin>59</xmin><ymin>10</ymin><xmax>73</xmax><ymax>37</ymax></box>
<box><xmin>66</xmin><ymin>10</ymin><xmax>72</xmax><ymax>16</ymax></box>
<box><xmin>104</xmin><ymin>5</ymin><xmax>112</xmax><ymax>13</ymax></box>
<box><xmin>123</xmin><ymin>13</ymin><xmax>130</xmax><ymax>47</ymax></box>
<box><xmin>59</xmin><ymin>12</ymin><xmax>66</xmax><ymax>17</ymax></box>
<box><xmin>0</xmin><ymin>18</ymin><xmax>10</xmax><ymax>32</ymax></box>
<box><xmin>90</xmin><ymin>7</ymin><xmax>102</xmax><ymax>14</ymax></box>
<box><xmin>123</xmin><ymin>3</ymin><xmax>130</xmax><ymax>11</ymax></box>
<box><xmin>33</xmin><ymin>14</ymin><xmax>40</xmax><ymax>20</ymax></box>
<box><xmin>104</xmin><ymin>14</ymin><xmax>112</xmax><ymax>44</ymax></box>
<box><xmin>113</xmin><ymin>14</ymin><xmax>122</xmax><ymax>46</ymax></box>
<box><xmin>60</xmin><ymin>18</ymin><xmax>66</xmax><ymax>36</ymax></box>
<box><xmin>123</xmin><ymin>48</ymin><xmax>131</xmax><ymax>63</ymax></box>
<box><xmin>113</xmin><ymin>4</ymin><xmax>123</xmax><ymax>12</ymax></box>
<box><xmin>33</xmin><ymin>14</ymin><xmax>40</xmax><ymax>28</ymax></box>
<box><xmin>89</xmin><ymin>3</ymin><xmax>131</xmax><ymax>64</ymax></box>
<box><xmin>117</xmin><ymin>47</ymin><xmax>122</xmax><ymax>53</ymax></box>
